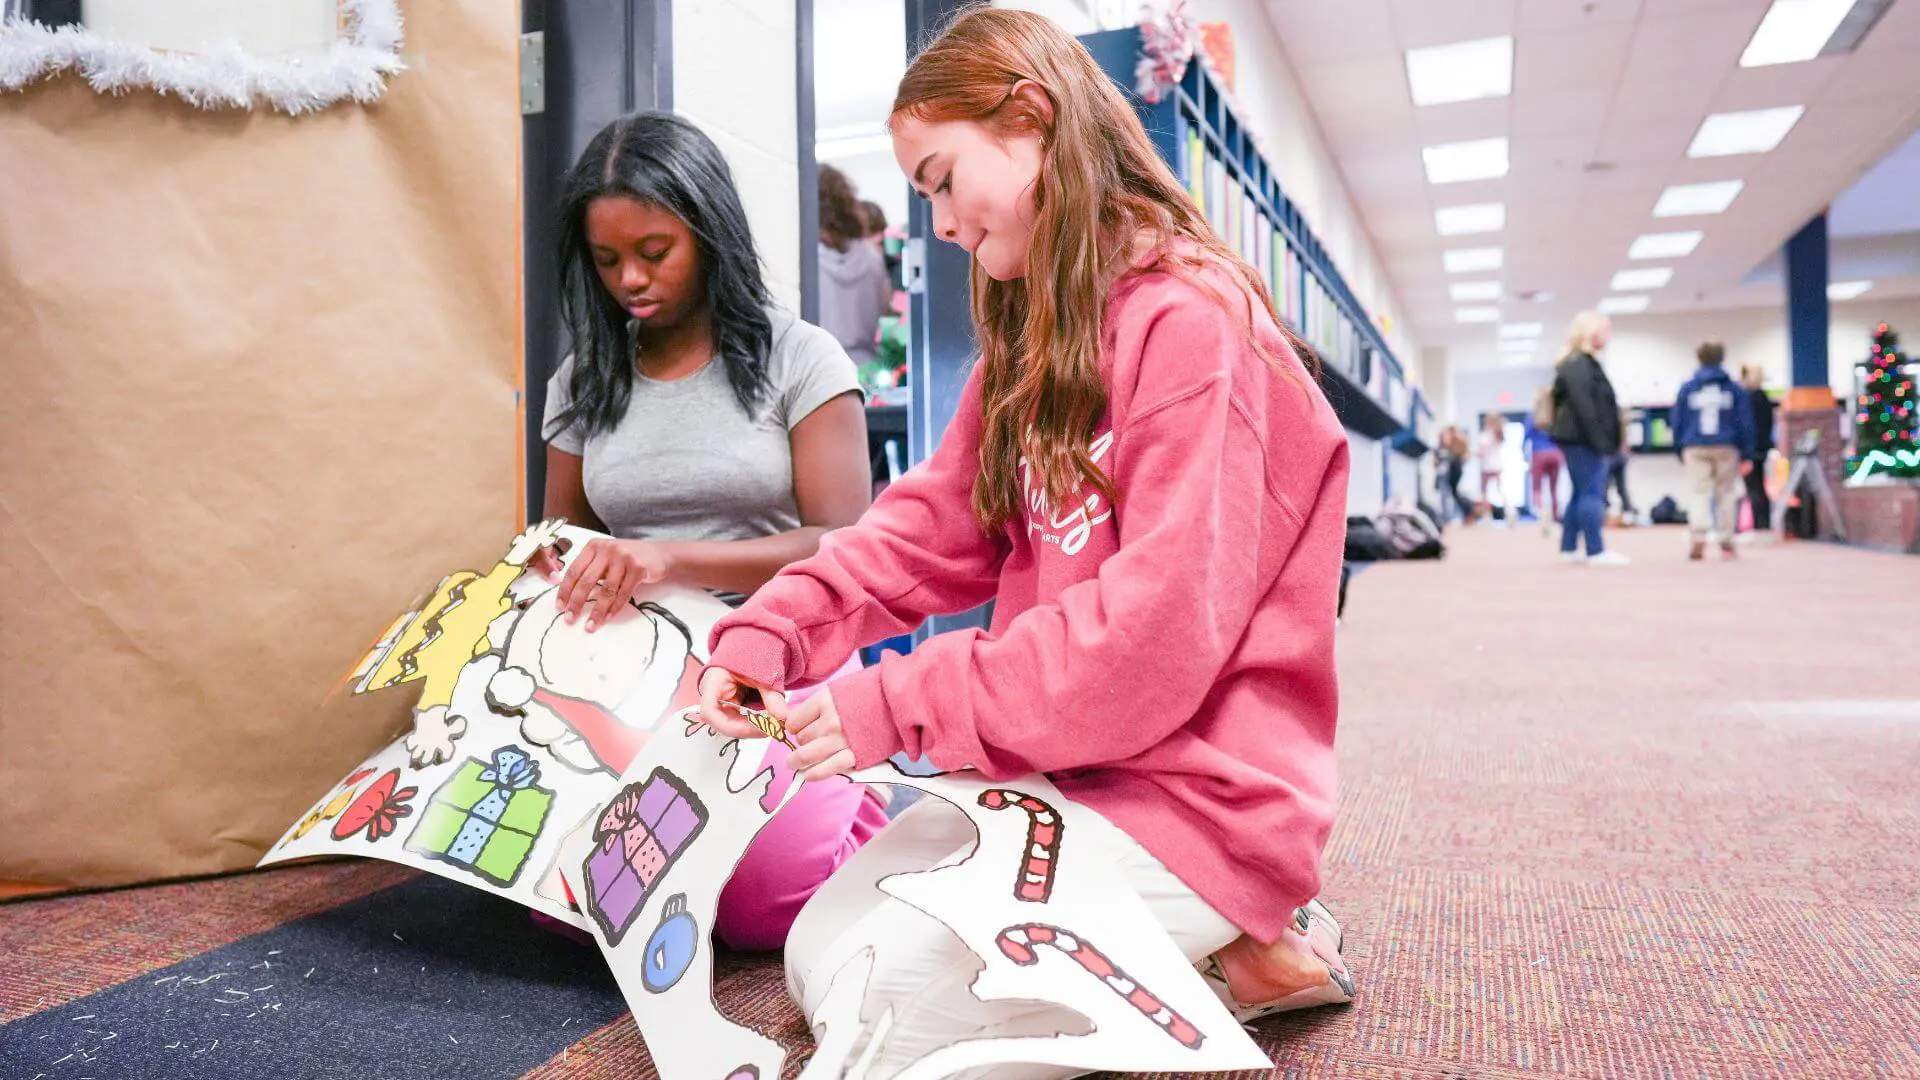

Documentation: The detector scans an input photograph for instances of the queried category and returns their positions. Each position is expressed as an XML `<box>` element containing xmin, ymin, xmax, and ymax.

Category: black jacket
<box><xmin>1747</xmin><ymin>388</ymin><xmax>1775</xmax><ymax>460</ymax></box>
<box><xmin>1549</xmin><ymin>352</ymin><xmax>1622</xmax><ymax>455</ymax></box>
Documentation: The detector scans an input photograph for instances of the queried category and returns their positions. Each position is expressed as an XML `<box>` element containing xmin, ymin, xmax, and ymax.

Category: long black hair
<box><xmin>552</xmin><ymin>112</ymin><xmax>774</xmax><ymax>437</ymax></box>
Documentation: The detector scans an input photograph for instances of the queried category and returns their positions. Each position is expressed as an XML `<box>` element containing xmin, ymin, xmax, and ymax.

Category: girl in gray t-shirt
<box><xmin>538</xmin><ymin>112</ymin><xmax>888</xmax><ymax>951</ymax></box>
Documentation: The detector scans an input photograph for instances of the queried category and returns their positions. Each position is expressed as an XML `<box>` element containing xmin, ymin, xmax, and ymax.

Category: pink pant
<box><xmin>538</xmin><ymin>654</ymin><xmax>890</xmax><ymax>952</ymax></box>
<box><xmin>713</xmin><ymin>659</ymin><xmax>891</xmax><ymax>949</ymax></box>
<box><xmin>1530</xmin><ymin>448</ymin><xmax>1565</xmax><ymax>523</ymax></box>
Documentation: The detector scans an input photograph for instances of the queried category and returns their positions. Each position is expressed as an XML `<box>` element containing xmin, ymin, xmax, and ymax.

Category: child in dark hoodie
<box><xmin>1673</xmin><ymin>340</ymin><xmax>1755</xmax><ymax>560</ymax></box>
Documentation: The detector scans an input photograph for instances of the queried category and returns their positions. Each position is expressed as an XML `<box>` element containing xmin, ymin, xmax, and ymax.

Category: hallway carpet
<box><xmin>4</xmin><ymin>526</ymin><xmax>1916</xmax><ymax>1077</ymax></box>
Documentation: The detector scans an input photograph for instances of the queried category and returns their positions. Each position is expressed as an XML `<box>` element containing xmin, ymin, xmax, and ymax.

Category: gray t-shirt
<box><xmin>543</xmin><ymin>309</ymin><xmax>862</xmax><ymax>548</ymax></box>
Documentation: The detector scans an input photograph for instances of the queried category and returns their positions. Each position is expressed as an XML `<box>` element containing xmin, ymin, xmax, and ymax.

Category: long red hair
<box><xmin>892</xmin><ymin>6</ymin><xmax>1315</xmax><ymax>531</ymax></box>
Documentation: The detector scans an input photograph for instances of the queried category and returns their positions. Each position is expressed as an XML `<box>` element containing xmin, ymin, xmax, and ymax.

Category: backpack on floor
<box><xmin>1344</xmin><ymin>517</ymin><xmax>1399</xmax><ymax>562</ymax></box>
<box><xmin>1417</xmin><ymin>498</ymin><xmax>1447</xmax><ymax>532</ymax></box>
<box><xmin>1649</xmin><ymin>495</ymin><xmax>1688</xmax><ymax>525</ymax></box>
<box><xmin>1377</xmin><ymin>508</ymin><xmax>1445</xmax><ymax>560</ymax></box>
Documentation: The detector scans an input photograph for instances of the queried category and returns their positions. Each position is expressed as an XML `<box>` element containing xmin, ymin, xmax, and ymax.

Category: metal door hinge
<box><xmin>520</xmin><ymin>31</ymin><xmax>545</xmax><ymax>116</ymax></box>
<box><xmin>903</xmin><ymin>238</ymin><xmax>927</xmax><ymax>295</ymax></box>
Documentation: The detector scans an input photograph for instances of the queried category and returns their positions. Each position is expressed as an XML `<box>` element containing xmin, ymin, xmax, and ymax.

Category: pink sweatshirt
<box><xmin>708</xmin><ymin>261</ymin><xmax>1350</xmax><ymax>942</ymax></box>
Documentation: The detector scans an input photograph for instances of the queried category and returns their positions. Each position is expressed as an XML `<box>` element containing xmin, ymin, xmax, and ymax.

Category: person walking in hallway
<box><xmin>1437</xmin><ymin>426</ymin><xmax>1470</xmax><ymax>524</ymax></box>
<box><xmin>1739</xmin><ymin>363</ymin><xmax>1776</xmax><ymax>532</ymax></box>
<box><xmin>1549</xmin><ymin>311</ymin><xmax>1630</xmax><ymax>566</ymax></box>
<box><xmin>1605</xmin><ymin>406</ymin><xmax>1638</xmax><ymax>523</ymax></box>
<box><xmin>1527</xmin><ymin>387</ymin><xmax>1565</xmax><ymax>536</ymax></box>
<box><xmin>1674</xmin><ymin>341</ymin><xmax>1754</xmax><ymax>560</ymax></box>
<box><xmin>1478</xmin><ymin>413</ymin><xmax>1509</xmax><ymax>527</ymax></box>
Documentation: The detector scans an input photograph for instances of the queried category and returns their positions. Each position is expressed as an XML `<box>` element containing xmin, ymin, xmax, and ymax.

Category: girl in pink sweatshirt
<box><xmin>699</xmin><ymin>8</ymin><xmax>1353</xmax><ymax>1071</ymax></box>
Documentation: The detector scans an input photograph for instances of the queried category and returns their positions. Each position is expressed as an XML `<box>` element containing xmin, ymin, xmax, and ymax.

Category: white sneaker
<box><xmin>1559</xmin><ymin>551</ymin><xmax>1586</xmax><ymax>564</ymax></box>
<box><xmin>1587</xmin><ymin>550</ymin><xmax>1632</xmax><ymax>567</ymax></box>
<box><xmin>1198</xmin><ymin>898</ymin><xmax>1355</xmax><ymax>1023</ymax></box>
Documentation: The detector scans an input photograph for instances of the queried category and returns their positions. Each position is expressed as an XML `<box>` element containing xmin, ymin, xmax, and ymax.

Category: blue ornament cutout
<box><xmin>641</xmin><ymin>893</ymin><xmax>699</xmax><ymax>994</ymax></box>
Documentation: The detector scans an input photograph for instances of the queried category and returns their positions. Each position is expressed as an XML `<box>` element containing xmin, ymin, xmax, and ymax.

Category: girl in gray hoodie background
<box><xmin>816</xmin><ymin>164</ymin><xmax>894</xmax><ymax>371</ymax></box>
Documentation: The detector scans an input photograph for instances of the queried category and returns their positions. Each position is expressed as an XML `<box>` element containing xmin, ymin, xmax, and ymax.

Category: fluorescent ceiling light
<box><xmin>1688</xmin><ymin>106</ymin><xmax>1806</xmax><ymax>157</ymax></box>
<box><xmin>1499</xmin><ymin>322</ymin><xmax>1543</xmax><ymax>339</ymax></box>
<box><xmin>1598</xmin><ymin>295</ymin><xmax>1651</xmax><ymax>314</ymax></box>
<box><xmin>1611</xmin><ymin>268</ymin><xmax>1675</xmax><ymax>291</ymax></box>
<box><xmin>1444</xmin><ymin>246</ymin><xmax>1504</xmax><ymax>273</ymax></box>
<box><xmin>1654</xmin><ymin>180</ymin><xmax>1745</xmax><ymax>216</ymax></box>
<box><xmin>814</xmin><ymin>123</ymin><xmax>893</xmax><ymax>159</ymax></box>
<box><xmin>1741</xmin><ymin>0</ymin><xmax>1858</xmax><ymax>67</ymax></box>
<box><xmin>1500</xmin><ymin>339</ymin><xmax>1538</xmax><ymax>352</ymax></box>
<box><xmin>1435</xmin><ymin>202</ymin><xmax>1506</xmax><ymax>236</ymax></box>
<box><xmin>1455</xmin><ymin>307</ymin><xmax>1501</xmax><ymax>323</ymax></box>
<box><xmin>1406</xmin><ymin>36</ymin><xmax>1514</xmax><ymax>106</ymax></box>
<box><xmin>1450</xmin><ymin>281</ymin><xmax>1503</xmax><ymax>301</ymax></box>
<box><xmin>1629</xmin><ymin>231</ymin><xmax>1705</xmax><ymax>259</ymax></box>
<box><xmin>1423</xmin><ymin>138</ymin><xmax>1510</xmax><ymax>184</ymax></box>
<box><xmin>1828</xmin><ymin>279</ymin><xmax>1874</xmax><ymax>300</ymax></box>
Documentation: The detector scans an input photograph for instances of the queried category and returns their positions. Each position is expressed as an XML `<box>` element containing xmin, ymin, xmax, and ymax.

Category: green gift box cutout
<box><xmin>407</xmin><ymin>745</ymin><xmax>554</xmax><ymax>887</ymax></box>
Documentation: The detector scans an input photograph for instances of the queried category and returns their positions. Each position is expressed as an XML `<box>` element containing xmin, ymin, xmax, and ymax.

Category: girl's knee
<box><xmin>712</xmin><ymin>775</ymin><xmax>887</xmax><ymax>951</ymax></box>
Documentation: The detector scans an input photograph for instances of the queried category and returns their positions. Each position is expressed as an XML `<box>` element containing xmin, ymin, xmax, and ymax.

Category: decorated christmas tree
<box><xmin>1847</xmin><ymin>322</ymin><xmax>1920</xmax><ymax>481</ymax></box>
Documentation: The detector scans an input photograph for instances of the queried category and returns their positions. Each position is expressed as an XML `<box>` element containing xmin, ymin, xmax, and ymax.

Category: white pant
<box><xmin>785</xmin><ymin>799</ymin><xmax>1240</xmax><ymax>1080</ymax></box>
<box><xmin>1683</xmin><ymin>445</ymin><xmax>1743</xmax><ymax>543</ymax></box>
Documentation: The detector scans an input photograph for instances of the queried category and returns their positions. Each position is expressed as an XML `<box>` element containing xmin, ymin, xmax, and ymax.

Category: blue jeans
<box><xmin>1561</xmin><ymin>445</ymin><xmax>1609</xmax><ymax>555</ymax></box>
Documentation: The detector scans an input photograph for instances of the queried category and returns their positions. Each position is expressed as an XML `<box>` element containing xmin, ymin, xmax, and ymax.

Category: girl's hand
<box><xmin>556</xmin><ymin>538</ymin><xmax>676</xmax><ymax>630</ymax></box>
<box><xmin>698</xmin><ymin>666</ymin><xmax>790</xmax><ymax>741</ymax></box>
<box><xmin>785</xmin><ymin>687</ymin><xmax>857</xmax><ymax>781</ymax></box>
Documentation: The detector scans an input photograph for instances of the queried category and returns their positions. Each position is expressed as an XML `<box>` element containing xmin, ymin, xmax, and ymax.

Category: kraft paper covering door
<box><xmin>0</xmin><ymin>2</ymin><xmax>523</xmax><ymax>888</ymax></box>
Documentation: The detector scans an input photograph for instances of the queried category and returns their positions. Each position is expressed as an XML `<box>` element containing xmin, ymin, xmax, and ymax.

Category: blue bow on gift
<box><xmin>480</xmin><ymin>746</ymin><xmax>541</xmax><ymax>790</ymax></box>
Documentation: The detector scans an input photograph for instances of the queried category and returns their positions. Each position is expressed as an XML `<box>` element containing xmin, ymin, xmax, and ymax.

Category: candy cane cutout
<box><xmin>977</xmin><ymin>789</ymin><xmax>1063</xmax><ymax>903</ymax></box>
<box><xmin>996</xmin><ymin>924</ymin><xmax>1203</xmax><ymax>1050</ymax></box>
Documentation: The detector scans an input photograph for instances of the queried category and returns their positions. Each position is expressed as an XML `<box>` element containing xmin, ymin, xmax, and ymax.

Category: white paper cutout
<box><xmin>798</xmin><ymin>948</ymin><xmax>876</xmax><ymax>1080</ymax></box>
<box><xmin>796</xmin><ymin>767</ymin><xmax>1271</xmax><ymax>1080</ymax></box>
<box><xmin>494</xmin><ymin>587</ymin><xmax>704</xmax><ymax>776</ymax></box>
<box><xmin>259</xmin><ymin>523</ymin><xmax>730</xmax><ymax>931</ymax></box>
<box><xmin>0</xmin><ymin>0</ymin><xmax>406</xmax><ymax>116</ymax></box>
<box><xmin>560</xmin><ymin>709</ymin><xmax>805</xmax><ymax>1080</ymax></box>
<box><xmin>263</xmin><ymin>523</ymin><xmax>1276</xmax><ymax>1078</ymax></box>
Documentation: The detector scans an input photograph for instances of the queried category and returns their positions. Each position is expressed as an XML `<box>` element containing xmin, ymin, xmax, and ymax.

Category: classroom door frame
<box><xmin>520</xmin><ymin>0</ymin><xmax>675</xmax><ymax>524</ymax></box>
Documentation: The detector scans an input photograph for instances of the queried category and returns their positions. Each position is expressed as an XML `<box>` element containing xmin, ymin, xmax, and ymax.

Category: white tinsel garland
<box><xmin>0</xmin><ymin>0</ymin><xmax>404</xmax><ymax>116</ymax></box>
<box><xmin>1134</xmin><ymin>0</ymin><xmax>1196</xmax><ymax>106</ymax></box>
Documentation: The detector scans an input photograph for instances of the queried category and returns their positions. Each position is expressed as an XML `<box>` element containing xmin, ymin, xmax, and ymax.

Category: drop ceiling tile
<box><xmin>1261</xmin><ymin>0</ymin><xmax>1398</xmax><ymax>60</ymax></box>
<box><xmin>1320</xmin><ymin>109</ymin><xmax>1428</xmax><ymax>156</ymax></box>
<box><xmin>1622</xmin><ymin>9</ymin><xmax>1754</xmax><ymax>78</ymax></box>
<box><xmin>1508</xmin><ymin>133</ymin><xmax>1606</xmax><ymax>180</ymax></box>
<box><xmin>1517</xmin><ymin>0</ymin><xmax>1642</xmax><ymax>31</ymax></box>
<box><xmin>1298</xmin><ymin>55</ymin><xmax>1414</xmax><ymax>115</ymax></box>
<box><xmin>1389</xmin><ymin>0</ymin><xmax>1519</xmax><ymax>49</ymax></box>
<box><xmin>1816</xmin><ymin>48</ymin><xmax>1920</xmax><ymax>105</ymax></box>
<box><xmin>1710</xmin><ymin>58</ymin><xmax>1845</xmax><ymax>111</ymax></box>
<box><xmin>1606</xmin><ymin>72</ymin><xmax>1722</xmax><ymax>127</ymax></box>
<box><xmin>1257</xmin><ymin>0</ymin><xmax>1918</xmax><ymax>360</ymax></box>
<box><xmin>1591</xmin><ymin>121</ymin><xmax>1698</xmax><ymax>166</ymax></box>
<box><xmin>1413</xmin><ymin>98</ymin><xmax>1515</xmax><ymax>143</ymax></box>
<box><xmin>1511</xmin><ymin>81</ymin><xmax>1615</xmax><ymax>137</ymax></box>
<box><xmin>1638</xmin><ymin>0</ymin><xmax>1759</xmax><ymax>12</ymax></box>
<box><xmin>1339</xmin><ymin>153</ymin><xmax>1434</xmax><ymax>201</ymax></box>
<box><xmin>1512</xmin><ymin>25</ymin><xmax>1635</xmax><ymax>93</ymax></box>
<box><xmin>1577</xmin><ymin>163</ymin><xmax>1672</xmax><ymax>198</ymax></box>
